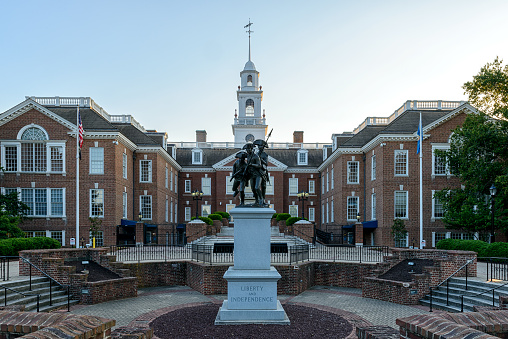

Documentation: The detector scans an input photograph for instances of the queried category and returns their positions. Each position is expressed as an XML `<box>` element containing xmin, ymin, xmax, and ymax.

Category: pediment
<box><xmin>0</xmin><ymin>98</ymin><xmax>76</xmax><ymax>130</ymax></box>
<box><xmin>213</xmin><ymin>153</ymin><xmax>288</xmax><ymax>171</ymax></box>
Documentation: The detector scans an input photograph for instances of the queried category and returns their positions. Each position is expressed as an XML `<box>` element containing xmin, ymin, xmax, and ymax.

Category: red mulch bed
<box><xmin>150</xmin><ymin>304</ymin><xmax>354</xmax><ymax>338</ymax></box>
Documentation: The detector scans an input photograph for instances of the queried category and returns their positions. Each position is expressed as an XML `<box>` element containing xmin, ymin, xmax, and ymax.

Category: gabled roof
<box><xmin>379</xmin><ymin>110</ymin><xmax>449</xmax><ymax>134</ymax></box>
<box><xmin>46</xmin><ymin>107</ymin><xmax>117</xmax><ymax>131</ymax></box>
<box><xmin>340</xmin><ymin>126</ymin><xmax>385</xmax><ymax>147</ymax></box>
<box><xmin>115</xmin><ymin>124</ymin><xmax>161</xmax><ymax>146</ymax></box>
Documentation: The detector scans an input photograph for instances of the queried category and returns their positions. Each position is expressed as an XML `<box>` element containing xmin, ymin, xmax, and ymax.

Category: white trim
<box><xmin>394</xmin><ymin>149</ymin><xmax>408</xmax><ymax>176</ymax></box>
<box><xmin>394</xmin><ymin>190</ymin><xmax>409</xmax><ymax>219</ymax></box>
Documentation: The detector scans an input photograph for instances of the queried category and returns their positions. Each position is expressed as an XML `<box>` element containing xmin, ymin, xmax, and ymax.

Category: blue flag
<box><xmin>417</xmin><ymin>113</ymin><xmax>422</xmax><ymax>154</ymax></box>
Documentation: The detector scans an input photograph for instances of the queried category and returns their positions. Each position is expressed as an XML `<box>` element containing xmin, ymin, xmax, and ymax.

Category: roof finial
<box><xmin>244</xmin><ymin>19</ymin><xmax>253</xmax><ymax>61</ymax></box>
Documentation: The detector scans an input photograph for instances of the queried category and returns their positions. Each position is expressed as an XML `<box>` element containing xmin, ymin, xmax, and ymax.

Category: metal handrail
<box><xmin>435</xmin><ymin>258</ymin><xmax>476</xmax><ymax>288</ymax></box>
<box><xmin>459</xmin><ymin>279</ymin><xmax>508</xmax><ymax>312</ymax></box>
<box><xmin>0</xmin><ymin>284</ymin><xmax>40</xmax><ymax>312</ymax></box>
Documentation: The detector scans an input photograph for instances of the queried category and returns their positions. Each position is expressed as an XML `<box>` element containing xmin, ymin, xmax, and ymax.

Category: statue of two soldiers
<box><xmin>231</xmin><ymin>139</ymin><xmax>269</xmax><ymax>207</ymax></box>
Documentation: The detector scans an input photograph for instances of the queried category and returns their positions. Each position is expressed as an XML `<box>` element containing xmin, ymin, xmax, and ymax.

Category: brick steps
<box><xmin>0</xmin><ymin>276</ymin><xmax>79</xmax><ymax>312</ymax></box>
<box><xmin>420</xmin><ymin>278</ymin><xmax>506</xmax><ymax>312</ymax></box>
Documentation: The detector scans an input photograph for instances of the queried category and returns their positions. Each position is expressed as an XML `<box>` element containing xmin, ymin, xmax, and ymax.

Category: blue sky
<box><xmin>1</xmin><ymin>1</ymin><xmax>507</xmax><ymax>143</ymax></box>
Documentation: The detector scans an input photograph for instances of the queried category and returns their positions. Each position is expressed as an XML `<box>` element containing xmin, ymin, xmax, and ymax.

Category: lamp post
<box><xmin>297</xmin><ymin>191</ymin><xmax>309</xmax><ymax>219</ymax></box>
<box><xmin>192</xmin><ymin>190</ymin><xmax>204</xmax><ymax>218</ymax></box>
<box><xmin>356</xmin><ymin>213</ymin><xmax>361</xmax><ymax>223</ymax></box>
<box><xmin>490</xmin><ymin>185</ymin><xmax>497</xmax><ymax>243</ymax></box>
<box><xmin>138</xmin><ymin>211</ymin><xmax>142</xmax><ymax>221</ymax></box>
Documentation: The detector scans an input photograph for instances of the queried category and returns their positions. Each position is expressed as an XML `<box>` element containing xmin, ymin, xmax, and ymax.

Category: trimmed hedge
<box><xmin>208</xmin><ymin>213</ymin><xmax>222</xmax><ymax>221</ymax></box>
<box><xmin>276</xmin><ymin>213</ymin><xmax>291</xmax><ymax>222</ymax></box>
<box><xmin>213</xmin><ymin>211</ymin><xmax>230</xmax><ymax>219</ymax></box>
<box><xmin>272</xmin><ymin>213</ymin><xmax>278</xmax><ymax>219</ymax></box>
<box><xmin>198</xmin><ymin>216</ymin><xmax>213</xmax><ymax>225</ymax></box>
<box><xmin>435</xmin><ymin>238</ymin><xmax>502</xmax><ymax>258</ymax></box>
<box><xmin>286</xmin><ymin>217</ymin><xmax>302</xmax><ymax>226</ymax></box>
<box><xmin>0</xmin><ymin>237</ymin><xmax>61</xmax><ymax>256</ymax></box>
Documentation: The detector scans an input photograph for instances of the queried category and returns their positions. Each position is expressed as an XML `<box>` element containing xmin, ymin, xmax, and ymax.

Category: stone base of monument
<box><xmin>215</xmin><ymin>267</ymin><xmax>289</xmax><ymax>325</ymax></box>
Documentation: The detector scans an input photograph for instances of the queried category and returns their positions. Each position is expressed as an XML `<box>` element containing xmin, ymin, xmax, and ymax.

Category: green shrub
<box><xmin>213</xmin><ymin>211</ymin><xmax>230</xmax><ymax>219</ymax></box>
<box><xmin>286</xmin><ymin>217</ymin><xmax>302</xmax><ymax>226</ymax></box>
<box><xmin>482</xmin><ymin>242</ymin><xmax>508</xmax><ymax>258</ymax></box>
<box><xmin>198</xmin><ymin>216</ymin><xmax>213</xmax><ymax>225</ymax></box>
<box><xmin>0</xmin><ymin>237</ymin><xmax>61</xmax><ymax>256</ymax></box>
<box><xmin>272</xmin><ymin>213</ymin><xmax>278</xmax><ymax>219</ymax></box>
<box><xmin>276</xmin><ymin>213</ymin><xmax>291</xmax><ymax>221</ymax></box>
<box><xmin>436</xmin><ymin>239</ymin><xmax>489</xmax><ymax>257</ymax></box>
<box><xmin>208</xmin><ymin>213</ymin><xmax>222</xmax><ymax>221</ymax></box>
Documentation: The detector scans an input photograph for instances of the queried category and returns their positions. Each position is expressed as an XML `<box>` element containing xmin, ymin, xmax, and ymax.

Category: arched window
<box><xmin>246</xmin><ymin>99</ymin><xmax>254</xmax><ymax>116</ymax></box>
<box><xmin>21</xmin><ymin>127</ymin><xmax>47</xmax><ymax>140</ymax></box>
<box><xmin>247</xmin><ymin>75</ymin><xmax>253</xmax><ymax>86</ymax></box>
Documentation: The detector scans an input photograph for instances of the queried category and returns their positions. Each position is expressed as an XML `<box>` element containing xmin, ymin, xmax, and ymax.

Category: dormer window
<box><xmin>192</xmin><ymin>148</ymin><xmax>203</xmax><ymax>165</ymax></box>
<box><xmin>246</xmin><ymin>99</ymin><xmax>254</xmax><ymax>116</ymax></box>
<box><xmin>297</xmin><ymin>149</ymin><xmax>308</xmax><ymax>165</ymax></box>
<box><xmin>247</xmin><ymin>75</ymin><xmax>253</xmax><ymax>86</ymax></box>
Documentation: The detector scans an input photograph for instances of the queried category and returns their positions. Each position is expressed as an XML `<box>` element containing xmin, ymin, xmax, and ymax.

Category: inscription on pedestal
<box><xmin>228</xmin><ymin>281</ymin><xmax>277</xmax><ymax>310</ymax></box>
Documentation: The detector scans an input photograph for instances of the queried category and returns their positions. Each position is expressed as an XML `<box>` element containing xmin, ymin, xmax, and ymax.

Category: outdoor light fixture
<box><xmin>138</xmin><ymin>212</ymin><xmax>142</xmax><ymax>221</ymax></box>
<box><xmin>192</xmin><ymin>190</ymin><xmax>204</xmax><ymax>218</ymax></box>
<box><xmin>490</xmin><ymin>185</ymin><xmax>497</xmax><ymax>243</ymax></box>
<box><xmin>356</xmin><ymin>213</ymin><xmax>361</xmax><ymax>223</ymax></box>
<box><xmin>297</xmin><ymin>191</ymin><xmax>309</xmax><ymax>219</ymax></box>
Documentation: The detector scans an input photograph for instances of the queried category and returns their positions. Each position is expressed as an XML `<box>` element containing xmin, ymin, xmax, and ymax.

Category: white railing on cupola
<box><xmin>352</xmin><ymin>100</ymin><xmax>467</xmax><ymax>134</ymax></box>
<box><xmin>169</xmin><ymin>141</ymin><xmax>330</xmax><ymax>150</ymax></box>
<box><xmin>26</xmin><ymin>96</ymin><xmax>146</xmax><ymax>132</ymax></box>
<box><xmin>234</xmin><ymin>118</ymin><xmax>266</xmax><ymax>125</ymax></box>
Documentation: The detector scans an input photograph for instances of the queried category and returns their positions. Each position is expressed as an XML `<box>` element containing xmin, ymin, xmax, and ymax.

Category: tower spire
<box><xmin>244</xmin><ymin>19</ymin><xmax>253</xmax><ymax>61</ymax></box>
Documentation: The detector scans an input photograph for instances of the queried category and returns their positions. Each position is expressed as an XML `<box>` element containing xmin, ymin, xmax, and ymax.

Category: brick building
<box><xmin>0</xmin><ymin>48</ymin><xmax>478</xmax><ymax>248</ymax></box>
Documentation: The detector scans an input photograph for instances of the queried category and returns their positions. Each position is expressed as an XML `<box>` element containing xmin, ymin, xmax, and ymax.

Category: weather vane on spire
<box><xmin>244</xmin><ymin>19</ymin><xmax>253</xmax><ymax>61</ymax></box>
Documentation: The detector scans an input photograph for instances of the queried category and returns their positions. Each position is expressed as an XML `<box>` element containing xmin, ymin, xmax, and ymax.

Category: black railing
<box><xmin>428</xmin><ymin>257</ymin><xmax>475</xmax><ymax>312</ymax></box>
<box><xmin>108</xmin><ymin>244</ymin><xmax>388</xmax><ymax>265</ymax></box>
<box><xmin>481</xmin><ymin>257</ymin><xmax>508</xmax><ymax>281</ymax></box>
<box><xmin>0</xmin><ymin>257</ymin><xmax>10</xmax><ymax>281</ymax></box>
<box><xmin>0</xmin><ymin>284</ymin><xmax>40</xmax><ymax>312</ymax></box>
<box><xmin>458</xmin><ymin>280</ymin><xmax>508</xmax><ymax>312</ymax></box>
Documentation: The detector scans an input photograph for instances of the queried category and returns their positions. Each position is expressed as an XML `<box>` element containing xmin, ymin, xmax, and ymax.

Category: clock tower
<box><xmin>233</xmin><ymin>20</ymin><xmax>268</xmax><ymax>144</ymax></box>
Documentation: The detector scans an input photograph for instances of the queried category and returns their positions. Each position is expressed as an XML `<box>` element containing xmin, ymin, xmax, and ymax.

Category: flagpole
<box><xmin>419</xmin><ymin>112</ymin><xmax>423</xmax><ymax>249</ymax></box>
<box><xmin>76</xmin><ymin>106</ymin><xmax>80</xmax><ymax>248</ymax></box>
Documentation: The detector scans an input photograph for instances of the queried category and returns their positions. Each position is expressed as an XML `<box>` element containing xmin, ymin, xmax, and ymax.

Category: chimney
<box><xmin>293</xmin><ymin>131</ymin><xmax>304</xmax><ymax>144</ymax></box>
<box><xmin>196</xmin><ymin>130</ymin><xmax>207</xmax><ymax>143</ymax></box>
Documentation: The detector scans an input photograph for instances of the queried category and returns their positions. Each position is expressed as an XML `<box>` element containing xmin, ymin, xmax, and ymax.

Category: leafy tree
<box><xmin>435</xmin><ymin>58</ymin><xmax>508</xmax><ymax>235</ymax></box>
<box><xmin>391</xmin><ymin>219</ymin><xmax>407</xmax><ymax>246</ymax></box>
<box><xmin>0</xmin><ymin>192</ymin><xmax>28</xmax><ymax>239</ymax></box>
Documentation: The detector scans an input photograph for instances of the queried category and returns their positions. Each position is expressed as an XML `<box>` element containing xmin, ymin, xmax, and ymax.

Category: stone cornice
<box><xmin>179</xmin><ymin>167</ymin><xmax>216</xmax><ymax>173</ymax></box>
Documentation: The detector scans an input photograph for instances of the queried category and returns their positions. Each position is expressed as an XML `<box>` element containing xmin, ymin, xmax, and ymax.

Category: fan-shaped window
<box><xmin>246</xmin><ymin>99</ymin><xmax>254</xmax><ymax>116</ymax></box>
<box><xmin>21</xmin><ymin>127</ymin><xmax>47</xmax><ymax>140</ymax></box>
<box><xmin>247</xmin><ymin>75</ymin><xmax>253</xmax><ymax>86</ymax></box>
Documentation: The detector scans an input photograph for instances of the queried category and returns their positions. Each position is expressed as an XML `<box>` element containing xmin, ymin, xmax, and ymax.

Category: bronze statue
<box><xmin>231</xmin><ymin>150</ymin><xmax>248</xmax><ymax>205</ymax></box>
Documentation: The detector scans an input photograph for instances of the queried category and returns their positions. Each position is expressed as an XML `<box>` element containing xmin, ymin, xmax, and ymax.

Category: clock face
<box><xmin>245</xmin><ymin>134</ymin><xmax>255</xmax><ymax>142</ymax></box>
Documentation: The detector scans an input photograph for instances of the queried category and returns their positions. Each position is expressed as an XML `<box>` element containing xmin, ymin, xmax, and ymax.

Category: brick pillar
<box><xmin>135</xmin><ymin>222</ymin><xmax>144</xmax><ymax>246</ymax></box>
<box><xmin>355</xmin><ymin>221</ymin><xmax>363</xmax><ymax>247</ymax></box>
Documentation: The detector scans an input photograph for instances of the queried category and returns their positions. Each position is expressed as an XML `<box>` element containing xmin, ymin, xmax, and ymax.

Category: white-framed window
<box><xmin>17</xmin><ymin>188</ymin><xmax>65</xmax><ymax>217</ymax></box>
<box><xmin>265</xmin><ymin>176</ymin><xmax>275</xmax><ymax>195</ymax></box>
<box><xmin>326</xmin><ymin>171</ymin><xmax>329</xmax><ymax>192</ymax></box>
<box><xmin>322</xmin><ymin>176</ymin><xmax>325</xmax><ymax>194</ymax></box>
<box><xmin>122</xmin><ymin>192</ymin><xmax>127</xmax><ymax>219</ymax></box>
<box><xmin>185</xmin><ymin>207</ymin><xmax>192</xmax><ymax>221</ymax></box>
<box><xmin>170</xmin><ymin>200</ymin><xmax>173</xmax><ymax>223</ymax></box>
<box><xmin>432</xmin><ymin>145</ymin><xmax>449</xmax><ymax>176</ymax></box>
<box><xmin>140</xmin><ymin>195</ymin><xmax>152</xmax><ymax>220</ymax></box>
<box><xmin>289</xmin><ymin>205</ymin><xmax>298</xmax><ymax>218</ymax></box>
<box><xmin>25</xmin><ymin>231</ymin><xmax>46</xmax><ymax>238</ymax></box>
<box><xmin>169</xmin><ymin>168</ymin><xmax>173</xmax><ymax>190</ymax></box>
<box><xmin>192</xmin><ymin>149</ymin><xmax>203</xmax><ymax>165</ymax></box>
<box><xmin>185</xmin><ymin>180</ymin><xmax>191</xmax><ymax>193</ymax></box>
<box><xmin>174</xmin><ymin>203</ymin><xmax>177</xmax><ymax>223</ymax></box>
<box><xmin>347</xmin><ymin>161</ymin><xmax>359</xmax><ymax>184</ymax></box>
<box><xmin>165</xmin><ymin>198</ymin><xmax>169</xmax><ymax>222</ymax></box>
<box><xmin>140</xmin><ymin>160</ymin><xmax>152</xmax><ymax>183</ymax></box>
<box><xmin>89</xmin><ymin>147</ymin><xmax>104</xmax><ymax>174</ymax></box>
<box><xmin>371</xmin><ymin>193</ymin><xmax>376</xmax><ymax>220</ymax></box>
<box><xmin>1</xmin><ymin>126</ymin><xmax>66</xmax><ymax>174</ymax></box>
<box><xmin>331</xmin><ymin>168</ymin><xmax>334</xmax><ymax>190</ymax></box>
<box><xmin>394</xmin><ymin>234</ymin><xmax>408</xmax><ymax>248</ymax></box>
<box><xmin>432</xmin><ymin>190</ymin><xmax>444</xmax><ymax>219</ymax></box>
<box><xmin>347</xmin><ymin>196</ymin><xmax>359</xmax><ymax>221</ymax></box>
<box><xmin>289</xmin><ymin>178</ymin><xmax>298</xmax><ymax>195</ymax></box>
<box><xmin>322</xmin><ymin>203</ymin><xmax>325</xmax><ymax>223</ymax></box>
<box><xmin>50</xmin><ymin>231</ymin><xmax>64</xmax><ymax>245</ymax></box>
<box><xmin>371</xmin><ymin>155</ymin><xmax>376</xmax><ymax>180</ymax></box>
<box><xmin>202</xmin><ymin>204</ymin><xmax>211</xmax><ymax>217</ymax></box>
<box><xmin>175</xmin><ymin>174</ymin><xmax>178</xmax><ymax>193</ymax></box>
<box><xmin>394</xmin><ymin>150</ymin><xmax>408</xmax><ymax>176</ymax></box>
<box><xmin>326</xmin><ymin>202</ymin><xmax>329</xmax><ymax>223</ymax></box>
<box><xmin>90</xmin><ymin>189</ymin><xmax>104</xmax><ymax>217</ymax></box>
<box><xmin>202</xmin><ymin>177</ymin><xmax>211</xmax><ymax>195</ymax></box>
<box><xmin>226</xmin><ymin>176</ymin><xmax>234</xmax><ymax>194</ymax></box>
<box><xmin>297</xmin><ymin>149</ymin><xmax>308</xmax><ymax>165</ymax></box>
<box><xmin>308</xmin><ymin>207</ymin><xmax>315</xmax><ymax>222</ymax></box>
<box><xmin>122</xmin><ymin>153</ymin><xmax>127</xmax><ymax>179</ymax></box>
<box><xmin>309</xmin><ymin>180</ymin><xmax>315</xmax><ymax>194</ymax></box>
<box><xmin>165</xmin><ymin>167</ymin><xmax>169</xmax><ymax>189</ymax></box>
<box><xmin>394</xmin><ymin>191</ymin><xmax>408</xmax><ymax>219</ymax></box>
<box><xmin>330</xmin><ymin>199</ymin><xmax>334</xmax><ymax>223</ymax></box>
<box><xmin>89</xmin><ymin>231</ymin><xmax>104</xmax><ymax>247</ymax></box>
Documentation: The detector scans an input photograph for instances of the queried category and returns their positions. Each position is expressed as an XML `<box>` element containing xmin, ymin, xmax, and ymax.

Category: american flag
<box><xmin>78</xmin><ymin>110</ymin><xmax>84</xmax><ymax>149</ymax></box>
